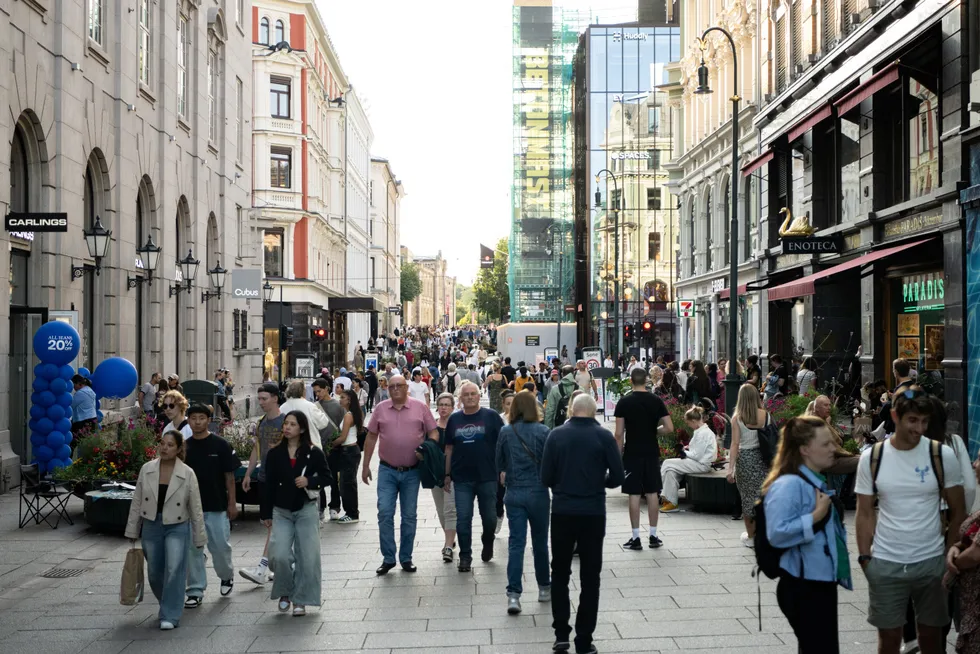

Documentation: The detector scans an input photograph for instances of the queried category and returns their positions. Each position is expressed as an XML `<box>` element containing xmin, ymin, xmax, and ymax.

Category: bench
<box><xmin>685</xmin><ymin>468</ymin><xmax>739</xmax><ymax>514</ymax></box>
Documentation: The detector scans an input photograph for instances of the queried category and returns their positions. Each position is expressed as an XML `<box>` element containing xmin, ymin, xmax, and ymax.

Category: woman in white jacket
<box><xmin>659</xmin><ymin>405</ymin><xmax>719</xmax><ymax>513</ymax></box>
<box><xmin>125</xmin><ymin>430</ymin><xmax>207</xmax><ymax>630</ymax></box>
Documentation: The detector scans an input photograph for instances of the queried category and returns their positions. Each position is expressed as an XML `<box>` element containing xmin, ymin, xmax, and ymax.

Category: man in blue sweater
<box><xmin>541</xmin><ymin>394</ymin><xmax>625</xmax><ymax>654</ymax></box>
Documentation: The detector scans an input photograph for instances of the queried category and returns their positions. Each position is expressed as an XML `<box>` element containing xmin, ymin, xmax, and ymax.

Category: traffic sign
<box><xmin>582</xmin><ymin>347</ymin><xmax>602</xmax><ymax>371</ymax></box>
<box><xmin>677</xmin><ymin>299</ymin><xmax>695</xmax><ymax>318</ymax></box>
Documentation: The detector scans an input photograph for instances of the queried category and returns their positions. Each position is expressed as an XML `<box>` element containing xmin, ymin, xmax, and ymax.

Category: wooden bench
<box><xmin>685</xmin><ymin>468</ymin><xmax>739</xmax><ymax>514</ymax></box>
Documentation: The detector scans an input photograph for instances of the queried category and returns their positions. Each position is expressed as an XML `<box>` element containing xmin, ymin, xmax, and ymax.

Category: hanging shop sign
<box><xmin>231</xmin><ymin>268</ymin><xmax>263</xmax><ymax>299</ymax></box>
<box><xmin>677</xmin><ymin>299</ymin><xmax>695</xmax><ymax>318</ymax></box>
<box><xmin>4</xmin><ymin>212</ymin><xmax>68</xmax><ymax>232</ymax></box>
<box><xmin>781</xmin><ymin>234</ymin><xmax>843</xmax><ymax>254</ymax></box>
<box><xmin>901</xmin><ymin>271</ymin><xmax>945</xmax><ymax>313</ymax></box>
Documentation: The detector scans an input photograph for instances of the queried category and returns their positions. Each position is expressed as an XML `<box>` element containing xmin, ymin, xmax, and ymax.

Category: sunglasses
<box><xmin>163</xmin><ymin>403</ymin><xmax>177</xmax><ymax>410</ymax></box>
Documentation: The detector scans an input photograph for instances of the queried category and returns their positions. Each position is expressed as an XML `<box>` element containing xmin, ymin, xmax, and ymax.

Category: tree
<box><xmin>400</xmin><ymin>262</ymin><xmax>422</xmax><ymax>304</ymax></box>
<box><xmin>472</xmin><ymin>237</ymin><xmax>509</xmax><ymax>322</ymax></box>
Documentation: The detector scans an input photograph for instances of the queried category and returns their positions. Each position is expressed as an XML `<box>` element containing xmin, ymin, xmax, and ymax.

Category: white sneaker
<box><xmin>329</xmin><ymin>509</ymin><xmax>340</xmax><ymax>521</ymax></box>
<box><xmin>159</xmin><ymin>621</ymin><xmax>175</xmax><ymax>630</ymax></box>
<box><xmin>239</xmin><ymin>566</ymin><xmax>269</xmax><ymax>584</ymax></box>
<box><xmin>903</xmin><ymin>640</ymin><xmax>920</xmax><ymax>654</ymax></box>
<box><xmin>292</xmin><ymin>605</ymin><xmax>306</xmax><ymax>616</ymax></box>
<box><xmin>740</xmin><ymin>532</ymin><xmax>754</xmax><ymax>548</ymax></box>
<box><xmin>538</xmin><ymin>587</ymin><xmax>551</xmax><ymax>602</ymax></box>
<box><xmin>278</xmin><ymin>597</ymin><xmax>290</xmax><ymax>612</ymax></box>
<box><xmin>495</xmin><ymin>519</ymin><xmax>503</xmax><ymax>535</ymax></box>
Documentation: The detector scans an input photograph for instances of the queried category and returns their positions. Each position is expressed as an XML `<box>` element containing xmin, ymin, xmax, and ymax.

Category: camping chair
<box><xmin>19</xmin><ymin>464</ymin><xmax>74</xmax><ymax>529</ymax></box>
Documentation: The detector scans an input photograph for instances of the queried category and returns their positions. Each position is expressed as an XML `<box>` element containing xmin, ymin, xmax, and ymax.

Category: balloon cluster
<box><xmin>30</xmin><ymin>322</ymin><xmax>81</xmax><ymax>474</ymax></box>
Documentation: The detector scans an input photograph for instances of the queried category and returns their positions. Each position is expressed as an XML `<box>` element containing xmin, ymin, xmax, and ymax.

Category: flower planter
<box><xmin>83</xmin><ymin>488</ymin><xmax>134</xmax><ymax>533</ymax></box>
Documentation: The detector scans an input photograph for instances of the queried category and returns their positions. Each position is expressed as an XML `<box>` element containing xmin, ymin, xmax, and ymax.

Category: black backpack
<box><xmin>553</xmin><ymin>384</ymin><xmax>570</xmax><ymax>426</ymax></box>
<box><xmin>446</xmin><ymin>373</ymin><xmax>457</xmax><ymax>394</ymax></box>
<box><xmin>757</xmin><ymin>413</ymin><xmax>780</xmax><ymax>466</ymax></box>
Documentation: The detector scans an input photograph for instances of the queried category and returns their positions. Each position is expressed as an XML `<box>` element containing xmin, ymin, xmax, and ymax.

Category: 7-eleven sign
<box><xmin>677</xmin><ymin>299</ymin><xmax>695</xmax><ymax>318</ymax></box>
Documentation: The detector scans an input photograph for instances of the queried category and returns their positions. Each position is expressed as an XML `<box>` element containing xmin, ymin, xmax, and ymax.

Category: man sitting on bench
<box><xmin>660</xmin><ymin>405</ymin><xmax>718</xmax><ymax>513</ymax></box>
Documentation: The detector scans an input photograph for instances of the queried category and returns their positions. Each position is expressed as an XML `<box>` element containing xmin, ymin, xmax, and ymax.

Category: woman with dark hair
<box><xmin>797</xmin><ymin>357</ymin><xmax>817</xmax><ymax>396</ymax></box>
<box><xmin>656</xmin><ymin>370</ymin><xmax>684</xmax><ymax>402</ymax></box>
<box><xmin>745</xmin><ymin>355</ymin><xmax>762</xmax><ymax>390</ymax></box>
<box><xmin>261</xmin><ymin>410</ymin><xmax>328</xmax><ymax>616</ymax></box>
<box><xmin>706</xmin><ymin>363</ymin><xmax>722</xmax><ymax>409</ymax></box>
<box><xmin>764</xmin><ymin>355</ymin><xmax>788</xmax><ymax>399</ymax></box>
<box><xmin>684</xmin><ymin>360</ymin><xmax>714</xmax><ymax>405</ymax></box>
<box><xmin>326</xmin><ymin>391</ymin><xmax>362</xmax><ymax>524</ymax></box>
<box><xmin>762</xmin><ymin>416</ymin><xmax>851</xmax><ymax>652</ymax></box>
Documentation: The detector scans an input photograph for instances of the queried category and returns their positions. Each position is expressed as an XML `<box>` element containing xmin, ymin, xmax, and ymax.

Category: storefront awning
<box><xmin>766</xmin><ymin>238</ymin><xmax>932</xmax><ymax>302</ymax></box>
<box><xmin>834</xmin><ymin>61</ymin><xmax>901</xmax><ymax>116</ymax></box>
<box><xmin>741</xmin><ymin>150</ymin><xmax>773</xmax><ymax>177</ymax></box>
<box><xmin>328</xmin><ymin>296</ymin><xmax>385</xmax><ymax>313</ymax></box>
<box><xmin>718</xmin><ymin>284</ymin><xmax>746</xmax><ymax>300</ymax></box>
<box><xmin>786</xmin><ymin>104</ymin><xmax>833</xmax><ymax>143</ymax></box>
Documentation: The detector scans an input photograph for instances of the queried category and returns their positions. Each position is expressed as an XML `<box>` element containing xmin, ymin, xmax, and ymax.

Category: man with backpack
<box><xmin>854</xmin><ymin>390</ymin><xmax>966</xmax><ymax>654</ymax></box>
<box><xmin>544</xmin><ymin>365</ymin><xmax>577</xmax><ymax>429</ymax></box>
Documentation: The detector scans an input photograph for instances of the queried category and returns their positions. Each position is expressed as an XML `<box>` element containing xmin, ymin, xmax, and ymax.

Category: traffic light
<box><xmin>624</xmin><ymin>323</ymin><xmax>633</xmax><ymax>341</ymax></box>
<box><xmin>311</xmin><ymin>327</ymin><xmax>326</xmax><ymax>341</ymax></box>
<box><xmin>280</xmin><ymin>326</ymin><xmax>294</xmax><ymax>350</ymax></box>
<box><xmin>641</xmin><ymin>320</ymin><xmax>652</xmax><ymax>333</ymax></box>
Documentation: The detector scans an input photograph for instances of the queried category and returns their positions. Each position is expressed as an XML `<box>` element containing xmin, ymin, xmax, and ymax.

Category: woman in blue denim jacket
<box><xmin>495</xmin><ymin>389</ymin><xmax>550</xmax><ymax>616</ymax></box>
<box><xmin>763</xmin><ymin>415</ymin><xmax>853</xmax><ymax>654</ymax></box>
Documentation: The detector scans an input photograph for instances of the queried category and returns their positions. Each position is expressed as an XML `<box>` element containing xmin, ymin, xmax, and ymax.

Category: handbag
<box><xmin>298</xmin><ymin>464</ymin><xmax>319</xmax><ymax>502</ymax></box>
<box><xmin>120</xmin><ymin>546</ymin><xmax>145</xmax><ymax>606</ymax></box>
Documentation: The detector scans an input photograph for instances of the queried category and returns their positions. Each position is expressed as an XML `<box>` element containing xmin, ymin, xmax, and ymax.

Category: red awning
<box><xmin>834</xmin><ymin>61</ymin><xmax>901</xmax><ymax>116</ymax></box>
<box><xmin>718</xmin><ymin>284</ymin><xmax>747</xmax><ymax>300</ymax></box>
<box><xmin>742</xmin><ymin>150</ymin><xmax>773</xmax><ymax>177</ymax></box>
<box><xmin>786</xmin><ymin>104</ymin><xmax>833</xmax><ymax>143</ymax></box>
<box><xmin>766</xmin><ymin>238</ymin><xmax>932</xmax><ymax>302</ymax></box>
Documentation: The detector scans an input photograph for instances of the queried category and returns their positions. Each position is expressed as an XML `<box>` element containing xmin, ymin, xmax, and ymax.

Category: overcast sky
<box><xmin>321</xmin><ymin>1</ymin><xmax>640</xmax><ymax>284</ymax></box>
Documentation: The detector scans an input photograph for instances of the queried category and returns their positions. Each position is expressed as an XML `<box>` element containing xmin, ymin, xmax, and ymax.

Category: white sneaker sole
<box><xmin>239</xmin><ymin>569</ymin><xmax>268</xmax><ymax>585</ymax></box>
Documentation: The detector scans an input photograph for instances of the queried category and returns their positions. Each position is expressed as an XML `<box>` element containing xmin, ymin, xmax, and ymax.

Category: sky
<box><xmin>321</xmin><ymin>1</ymin><xmax>640</xmax><ymax>285</ymax></box>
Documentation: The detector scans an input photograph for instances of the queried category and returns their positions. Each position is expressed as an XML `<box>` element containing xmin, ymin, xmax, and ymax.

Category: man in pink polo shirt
<box><xmin>363</xmin><ymin>375</ymin><xmax>439</xmax><ymax>575</ymax></box>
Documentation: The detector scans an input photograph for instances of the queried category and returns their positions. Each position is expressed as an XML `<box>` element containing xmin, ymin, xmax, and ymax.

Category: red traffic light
<box><xmin>642</xmin><ymin>321</ymin><xmax>652</xmax><ymax>331</ymax></box>
<box><xmin>312</xmin><ymin>328</ymin><xmax>326</xmax><ymax>339</ymax></box>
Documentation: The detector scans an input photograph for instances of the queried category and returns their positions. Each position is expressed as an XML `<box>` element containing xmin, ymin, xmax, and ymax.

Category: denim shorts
<box><xmin>865</xmin><ymin>554</ymin><xmax>948</xmax><ymax>629</ymax></box>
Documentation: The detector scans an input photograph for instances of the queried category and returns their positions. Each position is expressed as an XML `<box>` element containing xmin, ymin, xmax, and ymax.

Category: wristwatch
<box><xmin>858</xmin><ymin>555</ymin><xmax>872</xmax><ymax>565</ymax></box>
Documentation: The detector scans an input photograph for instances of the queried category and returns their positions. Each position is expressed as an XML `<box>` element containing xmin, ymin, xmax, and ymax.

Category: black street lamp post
<box><xmin>594</xmin><ymin>169</ymin><xmax>622</xmax><ymax>360</ymax></box>
<box><xmin>695</xmin><ymin>27</ymin><xmax>742</xmax><ymax>420</ymax></box>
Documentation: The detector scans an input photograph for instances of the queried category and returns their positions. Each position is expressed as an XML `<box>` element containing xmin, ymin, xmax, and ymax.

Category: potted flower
<box><xmin>55</xmin><ymin>416</ymin><xmax>159</xmax><ymax>498</ymax></box>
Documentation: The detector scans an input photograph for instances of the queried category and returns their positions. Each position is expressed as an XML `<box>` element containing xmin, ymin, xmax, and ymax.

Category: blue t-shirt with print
<box><xmin>445</xmin><ymin>408</ymin><xmax>504</xmax><ymax>483</ymax></box>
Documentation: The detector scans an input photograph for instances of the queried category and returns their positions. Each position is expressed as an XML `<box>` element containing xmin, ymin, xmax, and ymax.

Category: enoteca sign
<box><xmin>231</xmin><ymin>268</ymin><xmax>262</xmax><ymax>299</ymax></box>
<box><xmin>781</xmin><ymin>235</ymin><xmax>843</xmax><ymax>254</ymax></box>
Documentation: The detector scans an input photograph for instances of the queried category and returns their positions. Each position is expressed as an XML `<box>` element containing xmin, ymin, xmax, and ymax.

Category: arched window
<box><xmin>260</xmin><ymin>17</ymin><xmax>269</xmax><ymax>44</ymax></box>
<box><xmin>174</xmin><ymin>196</ymin><xmax>190</xmax><ymax>376</ymax></box>
<box><xmin>722</xmin><ymin>177</ymin><xmax>731</xmax><ymax>266</ymax></box>
<box><xmin>643</xmin><ymin>280</ymin><xmax>669</xmax><ymax>302</ymax></box>
<box><xmin>688</xmin><ymin>201</ymin><xmax>695</xmax><ymax>276</ymax></box>
<box><xmin>274</xmin><ymin>19</ymin><xmax>284</xmax><ymax>44</ymax></box>
<box><xmin>136</xmin><ymin>177</ymin><xmax>156</xmax><ymax>379</ymax></box>
<box><xmin>704</xmin><ymin>188</ymin><xmax>713</xmax><ymax>271</ymax></box>
<box><xmin>82</xmin><ymin>151</ymin><xmax>110</xmax><ymax>370</ymax></box>
<box><xmin>206</xmin><ymin>213</ymin><xmax>220</xmax><ymax>369</ymax></box>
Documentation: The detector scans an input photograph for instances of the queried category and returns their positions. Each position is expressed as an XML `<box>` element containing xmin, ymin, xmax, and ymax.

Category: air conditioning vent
<box><xmin>849</xmin><ymin>13</ymin><xmax>862</xmax><ymax>26</ymax></box>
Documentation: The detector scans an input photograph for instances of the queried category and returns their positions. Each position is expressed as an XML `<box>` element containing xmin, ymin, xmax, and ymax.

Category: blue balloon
<box><xmin>91</xmin><ymin>358</ymin><xmax>139</xmax><ymax>400</ymax></box>
<box><xmin>31</xmin><ymin>391</ymin><xmax>41</xmax><ymax>406</ymax></box>
<box><xmin>60</xmin><ymin>364</ymin><xmax>75</xmax><ymax>381</ymax></box>
<box><xmin>77</xmin><ymin>366</ymin><xmax>91</xmax><ymax>379</ymax></box>
<box><xmin>49</xmin><ymin>378</ymin><xmax>69</xmax><ymax>395</ymax></box>
<box><xmin>55</xmin><ymin>418</ymin><xmax>72</xmax><ymax>434</ymax></box>
<box><xmin>41</xmin><ymin>363</ymin><xmax>61</xmax><ymax>381</ymax></box>
<box><xmin>96</xmin><ymin>410</ymin><xmax>104</xmax><ymax>422</ymax></box>
<box><xmin>64</xmin><ymin>431</ymin><xmax>73</xmax><ymax>445</ymax></box>
<box><xmin>29</xmin><ymin>405</ymin><xmax>46</xmax><ymax>420</ymax></box>
<box><xmin>32</xmin><ymin>378</ymin><xmax>49</xmax><ymax>392</ymax></box>
<box><xmin>57</xmin><ymin>393</ymin><xmax>72</xmax><ymax>408</ymax></box>
<box><xmin>32</xmin><ymin>321</ymin><xmax>81</xmax><ymax>366</ymax></box>
<box><xmin>49</xmin><ymin>458</ymin><xmax>70</xmax><ymax>471</ymax></box>
<box><xmin>36</xmin><ymin>391</ymin><xmax>56</xmax><ymax>408</ymax></box>
<box><xmin>35</xmin><ymin>418</ymin><xmax>54</xmax><ymax>435</ymax></box>
<box><xmin>46</xmin><ymin>432</ymin><xmax>65</xmax><ymax>449</ymax></box>
<box><xmin>55</xmin><ymin>445</ymin><xmax>72</xmax><ymax>460</ymax></box>
<box><xmin>28</xmin><ymin>419</ymin><xmax>39</xmax><ymax>433</ymax></box>
<box><xmin>63</xmin><ymin>405</ymin><xmax>73</xmax><ymax>420</ymax></box>
<box><xmin>30</xmin><ymin>433</ymin><xmax>45</xmax><ymax>447</ymax></box>
<box><xmin>34</xmin><ymin>363</ymin><xmax>45</xmax><ymax>377</ymax></box>
<box><xmin>34</xmin><ymin>445</ymin><xmax>53</xmax><ymax>461</ymax></box>
<box><xmin>46</xmin><ymin>404</ymin><xmax>66</xmax><ymax>422</ymax></box>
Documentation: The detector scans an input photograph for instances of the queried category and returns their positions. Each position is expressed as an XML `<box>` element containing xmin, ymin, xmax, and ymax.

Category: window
<box><xmin>790</xmin><ymin>0</ymin><xmax>802</xmax><ymax>71</ymax></box>
<box><xmin>370</xmin><ymin>257</ymin><xmax>376</xmax><ymax>288</ymax></box>
<box><xmin>840</xmin><ymin>114</ymin><xmax>860</xmax><ymax>222</ymax></box>
<box><xmin>274</xmin><ymin>19</ymin><xmax>284</xmax><ymax>43</ymax></box>
<box><xmin>208</xmin><ymin>49</ymin><xmax>217</xmax><ymax>142</ymax></box>
<box><xmin>236</xmin><ymin>206</ymin><xmax>244</xmax><ymax>258</ymax></box>
<box><xmin>260</xmin><ymin>17</ymin><xmax>269</xmax><ymax>44</ymax></box>
<box><xmin>270</xmin><ymin>147</ymin><xmax>291</xmax><ymax>188</ymax></box>
<box><xmin>177</xmin><ymin>16</ymin><xmax>188</xmax><ymax>117</ymax></box>
<box><xmin>823</xmin><ymin>0</ymin><xmax>838</xmax><ymax>51</ymax></box>
<box><xmin>704</xmin><ymin>190</ymin><xmax>713</xmax><ymax>271</ymax></box>
<box><xmin>775</xmin><ymin>12</ymin><xmax>787</xmax><ymax>92</ymax></box>
<box><xmin>233</xmin><ymin>309</ymin><xmax>248</xmax><ymax>350</ymax></box>
<box><xmin>89</xmin><ymin>0</ymin><xmax>103</xmax><ymax>46</ymax></box>
<box><xmin>647</xmin><ymin>188</ymin><xmax>662</xmax><ymax>210</ymax></box>
<box><xmin>647</xmin><ymin>232</ymin><xmax>662</xmax><ymax>260</ymax></box>
<box><xmin>264</xmin><ymin>230</ymin><xmax>284</xmax><ymax>277</ymax></box>
<box><xmin>647</xmin><ymin>106</ymin><xmax>661</xmax><ymax>134</ymax></box>
<box><xmin>236</xmin><ymin>78</ymin><xmax>243</xmax><ymax>161</ymax></box>
<box><xmin>909</xmin><ymin>79</ymin><xmax>939</xmax><ymax>199</ymax></box>
<box><xmin>722</xmin><ymin>180</ymin><xmax>731</xmax><ymax>266</ymax></box>
<box><xmin>233</xmin><ymin>309</ymin><xmax>242</xmax><ymax>350</ymax></box>
<box><xmin>237</xmin><ymin>0</ymin><xmax>244</xmax><ymax>26</ymax></box>
<box><xmin>647</xmin><ymin>149</ymin><xmax>661</xmax><ymax>170</ymax></box>
<box><xmin>369</xmin><ymin>180</ymin><xmax>374</xmax><ymax>206</ymax></box>
<box><xmin>611</xmin><ymin>188</ymin><xmax>622</xmax><ymax>210</ymax></box>
<box><xmin>270</xmin><ymin>76</ymin><xmax>290</xmax><ymax>118</ymax></box>
<box><xmin>138</xmin><ymin>0</ymin><xmax>150</xmax><ymax>85</ymax></box>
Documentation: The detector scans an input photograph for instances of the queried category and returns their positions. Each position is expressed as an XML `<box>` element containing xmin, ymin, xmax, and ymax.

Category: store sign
<box><xmin>710</xmin><ymin>278</ymin><xmax>726</xmax><ymax>293</ymax></box>
<box><xmin>525</xmin><ymin>335</ymin><xmax>540</xmax><ymax>347</ymax></box>
<box><xmin>610</xmin><ymin>151</ymin><xmax>650</xmax><ymax>160</ymax></box>
<box><xmin>884</xmin><ymin>213</ymin><xmax>942</xmax><ymax>239</ymax></box>
<box><xmin>231</xmin><ymin>268</ymin><xmax>263</xmax><ymax>299</ymax></box>
<box><xmin>677</xmin><ymin>299</ymin><xmax>695</xmax><ymax>318</ymax></box>
<box><xmin>782</xmin><ymin>235</ymin><xmax>843</xmax><ymax>254</ymax></box>
<box><xmin>901</xmin><ymin>271</ymin><xmax>945</xmax><ymax>313</ymax></box>
<box><xmin>544</xmin><ymin>347</ymin><xmax>559</xmax><ymax>365</ymax></box>
<box><xmin>10</xmin><ymin>231</ymin><xmax>35</xmax><ymax>241</ymax></box>
<box><xmin>4</xmin><ymin>212</ymin><xmax>68</xmax><ymax>232</ymax></box>
<box><xmin>612</xmin><ymin>32</ymin><xmax>647</xmax><ymax>42</ymax></box>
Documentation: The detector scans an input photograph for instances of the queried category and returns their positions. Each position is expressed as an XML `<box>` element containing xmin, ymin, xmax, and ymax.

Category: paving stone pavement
<box><xmin>0</xmin><ymin>416</ymin><xmax>957</xmax><ymax>654</ymax></box>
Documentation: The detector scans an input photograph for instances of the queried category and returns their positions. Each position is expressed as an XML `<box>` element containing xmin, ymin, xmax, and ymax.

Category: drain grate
<box><xmin>40</xmin><ymin>567</ymin><xmax>87</xmax><ymax>579</ymax></box>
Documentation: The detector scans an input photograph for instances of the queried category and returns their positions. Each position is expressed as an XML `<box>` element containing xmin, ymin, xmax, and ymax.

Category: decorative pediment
<box><xmin>207</xmin><ymin>7</ymin><xmax>227</xmax><ymax>43</ymax></box>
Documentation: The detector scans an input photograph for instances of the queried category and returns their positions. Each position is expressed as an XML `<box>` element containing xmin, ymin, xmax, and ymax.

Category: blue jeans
<box><xmin>377</xmin><ymin>465</ymin><xmax>420</xmax><ymax>564</ymax></box>
<box><xmin>269</xmin><ymin>503</ymin><xmax>321</xmax><ymax>607</ymax></box>
<box><xmin>504</xmin><ymin>486</ymin><xmax>551</xmax><ymax>595</ymax></box>
<box><xmin>454</xmin><ymin>480</ymin><xmax>498</xmax><ymax>561</ymax></box>
<box><xmin>142</xmin><ymin>516</ymin><xmax>190</xmax><ymax>625</ymax></box>
<box><xmin>186</xmin><ymin>511</ymin><xmax>234</xmax><ymax>598</ymax></box>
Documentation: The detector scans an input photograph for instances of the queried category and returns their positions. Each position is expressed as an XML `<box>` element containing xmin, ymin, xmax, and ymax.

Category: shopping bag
<box><xmin>120</xmin><ymin>547</ymin><xmax>145</xmax><ymax>605</ymax></box>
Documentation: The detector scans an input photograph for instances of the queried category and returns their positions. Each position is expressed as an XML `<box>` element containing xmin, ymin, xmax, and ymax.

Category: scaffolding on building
<box><xmin>509</xmin><ymin>1</ymin><xmax>585</xmax><ymax>323</ymax></box>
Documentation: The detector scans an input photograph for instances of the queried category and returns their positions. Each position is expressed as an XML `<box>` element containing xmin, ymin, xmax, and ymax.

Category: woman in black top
<box><xmin>261</xmin><ymin>411</ymin><xmax>328</xmax><ymax>616</ymax></box>
<box><xmin>685</xmin><ymin>360</ymin><xmax>714</xmax><ymax>404</ymax></box>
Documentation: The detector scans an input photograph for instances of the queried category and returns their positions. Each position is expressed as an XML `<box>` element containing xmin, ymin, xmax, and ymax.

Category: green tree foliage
<box><xmin>400</xmin><ymin>262</ymin><xmax>422</xmax><ymax>304</ymax></box>
<box><xmin>472</xmin><ymin>238</ymin><xmax>509</xmax><ymax>322</ymax></box>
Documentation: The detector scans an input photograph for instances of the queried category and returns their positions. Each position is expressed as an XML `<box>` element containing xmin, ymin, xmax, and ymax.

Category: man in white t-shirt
<box><xmin>138</xmin><ymin>372</ymin><xmax>161</xmax><ymax>415</ymax></box>
<box><xmin>855</xmin><ymin>390</ymin><xmax>966</xmax><ymax>654</ymax></box>
<box><xmin>408</xmin><ymin>369</ymin><xmax>430</xmax><ymax>405</ymax></box>
<box><xmin>573</xmin><ymin>360</ymin><xmax>598</xmax><ymax>401</ymax></box>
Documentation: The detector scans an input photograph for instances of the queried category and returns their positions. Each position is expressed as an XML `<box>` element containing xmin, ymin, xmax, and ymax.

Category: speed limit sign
<box><xmin>582</xmin><ymin>347</ymin><xmax>602</xmax><ymax>371</ymax></box>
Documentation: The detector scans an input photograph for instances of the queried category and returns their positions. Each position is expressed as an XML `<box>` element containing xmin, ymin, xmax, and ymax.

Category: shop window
<box><xmin>270</xmin><ymin>147</ymin><xmax>291</xmax><ymax>188</ymax></box>
<box><xmin>264</xmin><ymin>229</ymin><xmax>284</xmax><ymax>278</ymax></box>
<box><xmin>893</xmin><ymin>271</ymin><xmax>945</xmax><ymax>397</ymax></box>
<box><xmin>10</xmin><ymin>250</ymin><xmax>28</xmax><ymax>306</ymax></box>
<box><xmin>647</xmin><ymin>188</ymin><xmax>661</xmax><ymax>210</ymax></box>
<box><xmin>647</xmin><ymin>232</ymin><xmax>661</xmax><ymax>260</ymax></box>
<box><xmin>270</xmin><ymin>76</ymin><xmax>291</xmax><ymax>118</ymax></box>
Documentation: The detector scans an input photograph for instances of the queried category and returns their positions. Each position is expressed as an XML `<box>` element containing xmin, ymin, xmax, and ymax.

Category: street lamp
<box><xmin>71</xmin><ymin>216</ymin><xmax>113</xmax><ymax>280</ymax></box>
<box><xmin>127</xmin><ymin>233</ymin><xmax>163</xmax><ymax>288</ymax></box>
<box><xmin>201</xmin><ymin>260</ymin><xmax>227</xmax><ymax>303</ymax></box>
<box><xmin>263</xmin><ymin>280</ymin><xmax>275</xmax><ymax>302</ymax></box>
<box><xmin>696</xmin><ymin>26</ymin><xmax>742</xmax><ymax>420</ymax></box>
<box><xmin>594</xmin><ymin>168</ymin><xmax>622</xmax><ymax>362</ymax></box>
<box><xmin>169</xmin><ymin>248</ymin><xmax>200</xmax><ymax>297</ymax></box>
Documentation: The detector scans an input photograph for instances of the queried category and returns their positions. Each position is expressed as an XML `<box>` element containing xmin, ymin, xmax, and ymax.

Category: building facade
<box><xmin>400</xmin><ymin>248</ymin><xmax>456</xmax><ymax>328</ymax></box>
<box><xmin>667</xmin><ymin>0</ymin><xmax>763</xmax><ymax>365</ymax></box>
<box><xmin>747</xmin><ymin>0</ymin><xmax>969</xmax><ymax>436</ymax></box>
<box><xmin>370</xmin><ymin>158</ymin><xmax>402</xmax><ymax>334</ymax></box>
<box><xmin>343</xmin><ymin>90</ymin><xmax>376</xmax><ymax>356</ymax></box>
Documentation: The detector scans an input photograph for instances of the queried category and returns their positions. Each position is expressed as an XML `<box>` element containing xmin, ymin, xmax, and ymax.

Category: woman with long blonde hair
<box><xmin>728</xmin><ymin>383</ymin><xmax>769</xmax><ymax>547</ymax></box>
<box><xmin>761</xmin><ymin>416</ymin><xmax>851</xmax><ymax>653</ymax></box>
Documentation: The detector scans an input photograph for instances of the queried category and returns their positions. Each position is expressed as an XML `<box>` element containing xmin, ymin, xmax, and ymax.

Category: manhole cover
<box><xmin>40</xmin><ymin>568</ymin><xmax>86</xmax><ymax>579</ymax></box>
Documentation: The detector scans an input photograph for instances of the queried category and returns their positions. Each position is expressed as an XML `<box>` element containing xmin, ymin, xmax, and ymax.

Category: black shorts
<box><xmin>621</xmin><ymin>455</ymin><xmax>662</xmax><ymax>495</ymax></box>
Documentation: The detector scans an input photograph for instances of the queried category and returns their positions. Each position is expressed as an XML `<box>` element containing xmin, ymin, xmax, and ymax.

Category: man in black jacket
<box><xmin>541</xmin><ymin>395</ymin><xmax>625</xmax><ymax>654</ymax></box>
